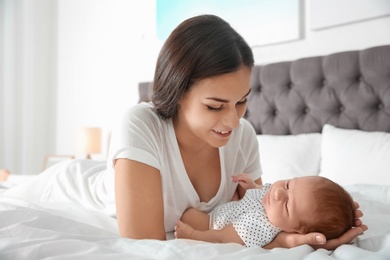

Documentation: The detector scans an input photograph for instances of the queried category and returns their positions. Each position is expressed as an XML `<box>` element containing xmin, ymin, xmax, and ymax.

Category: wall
<box><xmin>3</xmin><ymin>0</ymin><xmax>385</xmax><ymax>169</ymax></box>
<box><xmin>252</xmin><ymin>0</ymin><xmax>390</xmax><ymax>65</ymax></box>
<box><xmin>0</xmin><ymin>0</ymin><xmax>57</xmax><ymax>174</ymax></box>
<box><xmin>56</xmin><ymin>0</ymin><xmax>159</xmax><ymax>158</ymax></box>
<box><xmin>55</xmin><ymin>0</ymin><xmax>390</xmax><ymax>159</ymax></box>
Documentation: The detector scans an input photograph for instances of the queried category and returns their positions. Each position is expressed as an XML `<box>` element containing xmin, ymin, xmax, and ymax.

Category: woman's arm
<box><xmin>115</xmin><ymin>158</ymin><xmax>166</xmax><ymax>239</ymax></box>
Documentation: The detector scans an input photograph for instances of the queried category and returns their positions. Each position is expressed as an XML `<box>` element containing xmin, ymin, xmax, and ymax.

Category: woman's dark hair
<box><xmin>151</xmin><ymin>14</ymin><xmax>254</xmax><ymax>119</ymax></box>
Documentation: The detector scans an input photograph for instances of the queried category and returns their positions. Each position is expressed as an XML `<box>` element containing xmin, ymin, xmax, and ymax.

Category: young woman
<box><xmin>110</xmin><ymin>14</ymin><xmax>366</xmax><ymax>248</ymax></box>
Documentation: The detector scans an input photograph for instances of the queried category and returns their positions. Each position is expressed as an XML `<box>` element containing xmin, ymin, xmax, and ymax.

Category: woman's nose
<box><xmin>274</xmin><ymin>187</ymin><xmax>287</xmax><ymax>201</ymax></box>
<box><xmin>222</xmin><ymin>108</ymin><xmax>240</xmax><ymax>129</ymax></box>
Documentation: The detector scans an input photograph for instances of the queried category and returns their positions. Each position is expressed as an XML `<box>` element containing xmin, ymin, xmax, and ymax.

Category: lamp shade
<box><xmin>77</xmin><ymin>127</ymin><xmax>102</xmax><ymax>155</ymax></box>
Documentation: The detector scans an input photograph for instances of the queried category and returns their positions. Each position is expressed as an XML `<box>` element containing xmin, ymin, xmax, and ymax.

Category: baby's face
<box><xmin>262</xmin><ymin>176</ymin><xmax>319</xmax><ymax>233</ymax></box>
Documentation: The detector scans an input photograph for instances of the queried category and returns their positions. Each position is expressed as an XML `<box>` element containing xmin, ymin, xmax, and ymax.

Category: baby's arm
<box><xmin>175</xmin><ymin>220</ymin><xmax>244</xmax><ymax>245</ymax></box>
<box><xmin>180</xmin><ymin>208</ymin><xmax>210</xmax><ymax>231</ymax></box>
<box><xmin>231</xmin><ymin>173</ymin><xmax>262</xmax><ymax>190</ymax></box>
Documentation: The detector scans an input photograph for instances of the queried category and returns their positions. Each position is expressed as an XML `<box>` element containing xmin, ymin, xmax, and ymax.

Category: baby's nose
<box><xmin>274</xmin><ymin>187</ymin><xmax>287</xmax><ymax>201</ymax></box>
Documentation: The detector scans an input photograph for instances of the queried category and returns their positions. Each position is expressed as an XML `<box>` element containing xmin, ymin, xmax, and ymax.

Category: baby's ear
<box><xmin>297</xmin><ymin>225</ymin><xmax>308</xmax><ymax>234</ymax></box>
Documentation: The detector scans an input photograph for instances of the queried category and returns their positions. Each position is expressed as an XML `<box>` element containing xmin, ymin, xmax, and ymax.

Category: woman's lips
<box><xmin>212</xmin><ymin>129</ymin><xmax>232</xmax><ymax>138</ymax></box>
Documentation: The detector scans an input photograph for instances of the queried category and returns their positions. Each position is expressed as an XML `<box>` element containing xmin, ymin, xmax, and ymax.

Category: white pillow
<box><xmin>319</xmin><ymin>124</ymin><xmax>390</xmax><ymax>186</ymax></box>
<box><xmin>257</xmin><ymin>133</ymin><xmax>322</xmax><ymax>184</ymax></box>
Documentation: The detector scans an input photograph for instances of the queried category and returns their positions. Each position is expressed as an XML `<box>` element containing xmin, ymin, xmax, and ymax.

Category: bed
<box><xmin>1</xmin><ymin>45</ymin><xmax>390</xmax><ymax>260</ymax></box>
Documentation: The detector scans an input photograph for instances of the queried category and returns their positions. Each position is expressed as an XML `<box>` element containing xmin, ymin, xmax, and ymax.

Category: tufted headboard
<box><xmin>246</xmin><ymin>45</ymin><xmax>390</xmax><ymax>134</ymax></box>
<box><xmin>139</xmin><ymin>45</ymin><xmax>390</xmax><ymax>135</ymax></box>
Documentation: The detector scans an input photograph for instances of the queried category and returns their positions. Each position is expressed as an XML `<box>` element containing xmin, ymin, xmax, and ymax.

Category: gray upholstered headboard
<box><xmin>139</xmin><ymin>45</ymin><xmax>390</xmax><ymax>135</ymax></box>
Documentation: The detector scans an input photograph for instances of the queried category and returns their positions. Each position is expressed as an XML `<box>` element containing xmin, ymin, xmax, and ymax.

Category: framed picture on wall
<box><xmin>42</xmin><ymin>155</ymin><xmax>75</xmax><ymax>171</ymax></box>
<box><xmin>156</xmin><ymin>0</ymin><xmax>301</xmax><ymax>47</ymax></box>
<box><xmin>310</xmin><ymin>0</ymin><xmax>390</xmax><ymax>30</ymax></box>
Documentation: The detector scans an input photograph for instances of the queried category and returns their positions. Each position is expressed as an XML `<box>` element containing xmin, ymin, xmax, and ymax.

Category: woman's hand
<box><xmin>312</xmin><ymin>202</ymin><xmax>367</xmax><ymax>250</ymax></box>
<box><xmin>263</xmin><ymin>201</ymin><xmax>368</xmax><ymax>249</ymax></box>
<box><xmin>264</xmin><ymin>226</ymin><xmax>366</xmax><ymax>250</ymax></box>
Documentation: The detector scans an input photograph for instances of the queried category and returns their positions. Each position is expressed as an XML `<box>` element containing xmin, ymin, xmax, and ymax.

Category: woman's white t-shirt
<box><xmin>107</xmin><ymin>102</ymin><xmax>262</xmax><ymax>235</ymax></box>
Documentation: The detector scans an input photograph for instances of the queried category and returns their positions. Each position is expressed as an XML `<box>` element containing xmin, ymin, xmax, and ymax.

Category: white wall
<box><xmin>252</xmin><ymin>0</ymin><xmax>390</xmax><ymax>65</ymax></box>
<box><xmin>56</xmin><ymin>0</ymin><xmax>160</xmax><ymax>158</ymax></box>
<box><xmin>1</xmin><ymin>0</ymin><xmax>57</xmax><ymax>174</ymax></box>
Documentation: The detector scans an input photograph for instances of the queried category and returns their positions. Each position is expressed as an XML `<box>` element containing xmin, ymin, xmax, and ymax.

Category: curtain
<box><xmin>0</xmin><ymin>0</ymin><xmax>56</xmax><ymax>175</ymax></box>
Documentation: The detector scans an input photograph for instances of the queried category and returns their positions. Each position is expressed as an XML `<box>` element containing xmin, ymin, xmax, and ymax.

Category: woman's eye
<box><xmin>236</xmin><ymin>99</ymin><xmax>247</xmax><ymax>106</ymax></box>
<box><xmin>285</xmin><ymin>201</ymin><xmax>289</xmax><ymax>212</ymax></box>
<box><xmin>207</xmin><ymin>105</ymin><xmax>223</xmax><ymax>111</ymax></box>
<box><xmin>285</xmin><ymin>181</ymin><xmax>290</xmax><ymax>190</ymax></box>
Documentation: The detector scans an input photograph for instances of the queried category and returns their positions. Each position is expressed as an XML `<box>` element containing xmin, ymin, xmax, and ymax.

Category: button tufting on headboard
<box><xmin>245</xmin><ymin>45</ymin><xmax>390</xmax><ymax>135</ymax></box>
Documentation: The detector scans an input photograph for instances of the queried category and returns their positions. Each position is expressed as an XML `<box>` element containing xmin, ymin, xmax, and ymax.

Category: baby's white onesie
<box><xmin>209</xmin><ymin>184</ymin><xmax>281</xmax><ymax>247</ymax></box>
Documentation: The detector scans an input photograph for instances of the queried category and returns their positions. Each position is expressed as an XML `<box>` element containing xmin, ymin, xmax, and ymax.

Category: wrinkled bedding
<box><xmin>0</xmin><ymin>160</ymin><xmax>389</xmax><ymax>260</ymax></box>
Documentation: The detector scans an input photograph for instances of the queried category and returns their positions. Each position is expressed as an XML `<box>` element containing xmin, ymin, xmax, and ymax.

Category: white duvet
<box><xmin>1</xmin><ymin>160</ymin><xmax>390</xmax><ymax>260</ymax></box>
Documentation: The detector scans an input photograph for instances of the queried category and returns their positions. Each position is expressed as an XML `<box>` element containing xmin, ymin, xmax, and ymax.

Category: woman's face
<box><xmin>175</xmin><ymin>66</ymin><xmax>251</xmax><ymax>148</ymax></box>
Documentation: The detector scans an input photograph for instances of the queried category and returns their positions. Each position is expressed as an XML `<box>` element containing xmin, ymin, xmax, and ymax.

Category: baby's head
<box><xmin>263</xmin><ymin>176</ymin><xmax>354</xmax><ymax>239</ymax></box>
<box><xmin>302</xmin><ymin>177</ymin><xmax>355</xmax><ymax>239</ymax></box>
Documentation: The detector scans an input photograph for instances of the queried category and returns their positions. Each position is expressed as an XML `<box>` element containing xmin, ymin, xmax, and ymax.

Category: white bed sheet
<box><xmin>0</xmin><ymin>174</ymin><xmax>36</xmax><ymax>192</ymax></box>
<box><xmin>1</xmin><ymin>181</ymin><xmax>389</xmax><ymax>260</ymax></box>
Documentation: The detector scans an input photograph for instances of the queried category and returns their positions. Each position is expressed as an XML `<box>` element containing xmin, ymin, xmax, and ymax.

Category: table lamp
<box><xmin>77</xmin><ymin>127</ymin><xmax>102</xmax><ymax>159</ymax></box>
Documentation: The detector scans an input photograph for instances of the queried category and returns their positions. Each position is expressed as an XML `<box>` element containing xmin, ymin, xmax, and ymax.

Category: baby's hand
<box><xmin>174</xmin><ymin>220</ymin><xmax>195</xmax><ymax>239</ymax></box>
<box><xmin>231</xmin><ymin>173</ymin><xmax>257</xmax><ymax>190</ymax></box>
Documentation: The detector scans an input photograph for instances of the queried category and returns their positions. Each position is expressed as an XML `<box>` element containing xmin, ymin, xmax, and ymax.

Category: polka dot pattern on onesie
<box><xmin>209</xmin><ymin>184</ymin><xmax>281</xmax><ymax>247</ymax></box>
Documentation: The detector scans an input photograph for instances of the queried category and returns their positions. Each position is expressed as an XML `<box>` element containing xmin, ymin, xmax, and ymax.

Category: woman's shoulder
<box><xmin>111</xmin><ymin>102</ymin><xmax>161</xmax><ymax>135</ymax></box>
<box><xmin>125</xmin><ymin>102</ymin><xmax>156</xmax><ymax>117</ymax></box>
<box><xmin>122</xmin><ymin>102</ymin><xmax>163</xmax><ymax>125</ymax></box>
<box><xmin>239</xmin><ymin>118</ymin><xmax>257</xmax><ymax>135</ymax></box>
<box><xmin>224</xmin><ymin>118</ymin><xmax>259</xmax><ymax>162</ymax></box>
<box><xmin>229</xmin><ymin>118</ymin><xmax>257</xmax><ymax>144</ymax></box>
